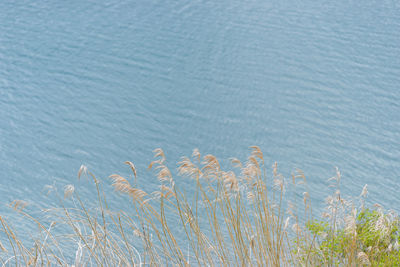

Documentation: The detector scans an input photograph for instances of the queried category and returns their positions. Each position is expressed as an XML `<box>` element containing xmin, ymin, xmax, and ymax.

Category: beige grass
<box><xmin>0</xmin><ymin>147</ymin><xmax>398</xmax><ymax>266</ymax></box>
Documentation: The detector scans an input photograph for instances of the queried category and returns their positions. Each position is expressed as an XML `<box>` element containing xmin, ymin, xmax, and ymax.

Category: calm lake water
<box><xmin>1</xmin><ymin>0</ymin><xmax>400</xmax><ymax>230</ymax></box>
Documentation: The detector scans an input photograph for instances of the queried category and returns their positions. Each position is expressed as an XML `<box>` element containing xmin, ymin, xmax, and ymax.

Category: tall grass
<box><xmin>1</xmin><ymin>147</ymin><xmax>399</xmax><ymax>266</ymax></box>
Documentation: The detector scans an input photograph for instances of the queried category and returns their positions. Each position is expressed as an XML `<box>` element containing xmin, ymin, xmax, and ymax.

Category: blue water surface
<box><xmin>1</xmin><ymin>0</ymin><xmax>400</xmax><ymax>231</ymax></box>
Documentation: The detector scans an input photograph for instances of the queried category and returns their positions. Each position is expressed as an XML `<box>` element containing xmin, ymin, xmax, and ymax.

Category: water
<box><xmin>1</xmin><ymin>0</ymin><xmax>400</xmax><ymax>233</ymax></box>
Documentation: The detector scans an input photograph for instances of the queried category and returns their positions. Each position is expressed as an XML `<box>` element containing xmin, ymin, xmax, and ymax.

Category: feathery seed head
<box><xmin>109</xmin><ymin>174</ymin><xmax>147</xmax><ymax>202</ymax></box>
<box><xmin>156</xmin><ymin>165</ymin><xmax>173</xmax><ymax>183</ymax></box>
<box><xmin>192</xmin><ymin>148</ymin><xmax>201</xmax><ymax>162</ymax></box>
<box><xmin>64</xmin><ymin>184</ymin><xmax>75</xmax><ymax>199</ymax></box>
<box><xmin>178</xmin><ymin>157</ymin><xmax>200</xmax><ymax>179</ymax></box>
<box><xmin>222</xmin><ymin>171</ymin><xmax>238</xmax><ymax>191</ymax></box>
<box><xmin>360</xmin><ymin>184</ymin><xmax>368</xmax><ymax>197</ymax></box>
<box><xmin>250</xmin><ymin>146</ymin><xmax>264</xmax><ymax>163</ymax></box>
<box><xmin>124</xmin><ymin>161</ymin><xmax>137</xmax><ymax>178</ymax></box>
<box><xmin>78</xmin><ymin>164</ymin><xmax>87</xmax><ymax>179</ymax></box>
<box><xmin>249</xmin><ymin>156</ymin><xmax>260</xmax><ymax>171</ymax></box>
<box><xmin>201</xmin><ymin>154</ymin><xmax>220</xmax><ymax>179</ymax></box>
<box><xmin>242</xmin><ymin>160</ymin><xmax>261</xmax><ymax>184</ymax></box>
<box><xmin>9</xmin><ymin>200</ymin><xmax>29</xmax><ymax>211</ymax></box>
<box><xmin>153</xmin><ymin>148</ymin><xmax>165</xmax><ymax>160</ymax></box>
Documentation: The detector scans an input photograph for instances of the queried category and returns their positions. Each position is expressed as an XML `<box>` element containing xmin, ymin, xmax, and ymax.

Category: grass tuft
<box><xmin>1</xmin><ymin>147</ymin><xmax>398</xmax><ymax>266</ymax></box>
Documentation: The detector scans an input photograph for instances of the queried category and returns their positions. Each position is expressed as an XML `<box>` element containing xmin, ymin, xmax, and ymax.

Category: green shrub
<box><xmin>303</xmin><ymin>208</ymin><xmax>400</xmax><ymax>266</ymax></box>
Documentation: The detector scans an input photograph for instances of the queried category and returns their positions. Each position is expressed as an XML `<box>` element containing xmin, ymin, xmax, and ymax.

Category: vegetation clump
<box><xmin>0</xmin><ymin>147</ymin><xmax>398</xmax><ymax>266</ymax></box>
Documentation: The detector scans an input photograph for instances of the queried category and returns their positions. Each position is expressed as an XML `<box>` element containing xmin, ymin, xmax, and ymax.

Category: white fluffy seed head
<box><xmin>64</xmin><ymin>185</ymin><xmax>75</xmax><ymax>199</ymax></box>
<box><xmin>78</xmin><ymin>165</ymin><xmax>87</xmax><ymax>179</ymax></box>
<box><xmin>360</xmin><ymin>184</ymin><xmax>368</xmax><ymax>197</ymax></box>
